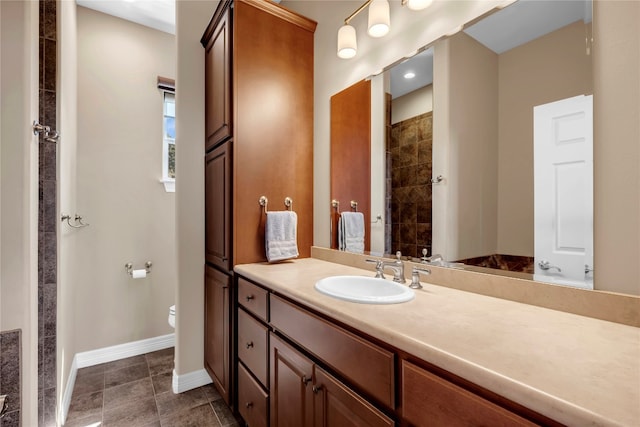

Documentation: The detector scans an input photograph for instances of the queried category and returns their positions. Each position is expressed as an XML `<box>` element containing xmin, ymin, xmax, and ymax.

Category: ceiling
<box><xmin>391</xmin><ymin>0</ymin><xmax>592</xmax><ymax>99</ymax></box>
<box><xmin>76</xmin><ymin>0</ymin><xmax>176</xmax><ymax>34</ymax></box>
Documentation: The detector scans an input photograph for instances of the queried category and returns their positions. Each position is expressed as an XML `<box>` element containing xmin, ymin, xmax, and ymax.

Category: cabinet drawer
<box><xmin>238</xmin><ymin>277</ymin><xmax>269</xmax><ymax>321</ymax></box>
<box><xmin>270</xmin><ymin>295</ymin><xmax>394</xmax><ymax>408</ymax></box>
<box><xmin>238</xmin><ymin>308</ymin><xmax>269</xmax><ymax>387</ymax></box>
<box><xmin>238</xmin><ymin>362</ymin><xmax>268</xmax><ymax>427</ymax></box>
<box><xmin>401</xmin><ymin>360</ymin><xmax>536</xmax><ymax>427</ymax></box>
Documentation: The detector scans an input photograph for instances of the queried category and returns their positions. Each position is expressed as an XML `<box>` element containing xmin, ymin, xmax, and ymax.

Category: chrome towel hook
<box><xmin>61</xmin><ymin>213</ymin><xmax>90</xmax><ymax>229</ymax></box>
<box><xmin>284</xmin><ymin>197</ymin><xmax>293</xmax><ymax>211</ymax></box>
<box><xmin>259</xmin><ymin>196</ymin><xmax>268</xmax><ymax>213</ymax></box>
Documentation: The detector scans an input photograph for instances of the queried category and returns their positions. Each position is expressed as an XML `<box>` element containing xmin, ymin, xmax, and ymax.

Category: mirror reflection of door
<box><xmin>534</xmin><ymin>95</ymin><xmax>593</xmax><ymax>289</ymax></box>
<box><xmin>330</xmin><ymin>80</ymin><xmax>371</xmax><ymax>252</ymax></box>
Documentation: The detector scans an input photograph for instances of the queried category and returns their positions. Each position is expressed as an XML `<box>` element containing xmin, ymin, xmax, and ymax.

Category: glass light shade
<box><xmin>367</xmin><ymin>0</ymin><xmax>390</xmax><ymax>38</ymax></box>
<box><xmin>405</xmin><ymin>0</ymin><xmax>433</xmax><ymax>11</ymax></box>
<box><xmin>337</xmin><ymin>24</ymin><xmax>357</xmax><ymax>59</ymax></box>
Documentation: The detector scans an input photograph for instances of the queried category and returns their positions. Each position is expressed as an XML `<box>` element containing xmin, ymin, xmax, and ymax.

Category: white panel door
<box><xmin>534</xmin><ymin>95</ymin><xmax>593</xmax><ymax>289</ymax></box>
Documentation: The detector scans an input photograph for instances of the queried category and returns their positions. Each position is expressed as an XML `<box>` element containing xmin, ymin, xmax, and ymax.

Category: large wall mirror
<box><xmin>330</xmin><ymin>0</ymin><xmax>596</xmax><ymax>289</ymax></box>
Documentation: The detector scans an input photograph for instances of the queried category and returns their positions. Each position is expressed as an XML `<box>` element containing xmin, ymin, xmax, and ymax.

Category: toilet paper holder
<box><xmin>125</xmin><ymin>261</ymin><xmax>152</xmax><ymax>277</ymax></box>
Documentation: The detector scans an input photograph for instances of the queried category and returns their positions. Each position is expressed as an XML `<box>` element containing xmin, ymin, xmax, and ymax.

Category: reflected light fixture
<box><xmin>337</xmin><ymin>0</ymin><xmax>433</xmax><ymax>59</ymax></box>
<box><xmin>404</xmin><ymin>71</ymin><xmax>416</xmax><ymax>79</ymax></box>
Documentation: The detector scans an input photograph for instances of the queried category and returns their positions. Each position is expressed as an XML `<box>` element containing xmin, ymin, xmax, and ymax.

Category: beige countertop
<box><xmin>235</xmin><ymin>258</ymin><xmax>640</xmax><ymax>427</ymax></box>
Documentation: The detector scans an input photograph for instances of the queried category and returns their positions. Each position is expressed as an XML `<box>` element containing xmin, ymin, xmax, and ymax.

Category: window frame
<box><xmin>158</xmin><ymin>76</ymin><xmax>176</xmax><ymax>193</ymax></box>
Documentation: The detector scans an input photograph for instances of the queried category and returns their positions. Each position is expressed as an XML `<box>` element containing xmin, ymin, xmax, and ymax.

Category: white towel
<box><xmin>339</xmin><ymin>212</ymin><xmax>365</xmax><ymax>254</ymax></box>
<box><xmin>265</xmin><ymin>211</ymin><xmax>299</xmax><ymax>262</ymax></box>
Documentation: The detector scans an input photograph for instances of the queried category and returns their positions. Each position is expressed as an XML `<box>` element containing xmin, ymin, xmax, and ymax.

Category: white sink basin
<box><xmin>314</xmin><ymin>275</ymin><xmax>415</xmax><ymax>304</ymax></box>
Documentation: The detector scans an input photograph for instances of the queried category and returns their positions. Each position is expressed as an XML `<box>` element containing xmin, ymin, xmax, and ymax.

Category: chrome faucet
<box><xmin>420</xmin><ymin>248</ymin><xmax>443</xmax><ymax>264</ymax></box>
<box><xmin>410</xmin><ymin>266</ymin><xmax>431</xmax><ymax>289</ymax></box>
<box><xmin>379</xmin><ymin>251</ymin><xmax>406</xmax><ymax>284</ymax></box>
<box><xmin>365</xmin><ymin>259</ymin><xmax>385</xmax><ymax>279</ymax></box>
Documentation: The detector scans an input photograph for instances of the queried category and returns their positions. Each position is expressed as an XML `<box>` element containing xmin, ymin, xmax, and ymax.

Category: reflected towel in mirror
<box><xmin>265</xmin><ymin>211</ymin><xmax>299</xmax><ymax>262</ymax></box>
<box><xmin>339</xmin><ymin>212</ymin><xmax>365</xmax><ymax>254</ymax></box>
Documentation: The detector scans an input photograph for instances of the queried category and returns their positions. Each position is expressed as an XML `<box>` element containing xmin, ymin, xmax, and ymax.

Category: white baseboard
<box><xmin>172</xmin><ymin>368</ymin><xmax>212</xmax><ymax>394</ymax></box>
<box><xmin>60</xmin><ymin>333</ymin><xmax>175</xmax><ymax>425</ymax></box>
<box><xmin>75</xmin><ymin>333</ymin><xmax>175</xmax><ymax>368</ymax></box>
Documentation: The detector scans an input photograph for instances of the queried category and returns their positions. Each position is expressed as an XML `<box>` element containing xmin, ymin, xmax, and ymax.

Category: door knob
<box><xmin>538</xmin><ymin>260</ymin><xmax>561</xmax><ymax>272</ymax></box>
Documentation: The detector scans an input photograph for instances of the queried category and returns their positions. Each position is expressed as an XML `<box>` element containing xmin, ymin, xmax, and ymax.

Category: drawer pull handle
<box><xmin>246</xmin><ymin>295</ymin><xmax>255</xmax><ymax>302</ymax></box>
<box><xmin>312</xmin><ymin>385</ymin><xmax>322</xmax><ymax>394</ymax></box>
<box><xmin>245</xmin><ymin>402</ymin><xmax>253</xmax><ymax>409</ymax></box>
<box><xmin>302</xmin><ymin>375</ymin><xmax>311</xmax><ymax>385</ymax></box>
<box><xmin>246</xmin><ymin>341</ymin><xmax>254</xmax><ymax>349</ymax></box>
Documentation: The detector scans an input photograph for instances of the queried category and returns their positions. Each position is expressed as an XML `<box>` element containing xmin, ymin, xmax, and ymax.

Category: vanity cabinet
<box><xmin>202</xmin><ymin>0</ymin><xmax>316</xmax><ymax>406</ymax></box>
<box><xmin>236</xmin><ymin>276</ymin><xmax>393</xmax><ymax>427</ymax></box>
<box><xmin>235</xmin><ymin>272</ymin><xmax>562</xmax><ymax>427</ymax></box>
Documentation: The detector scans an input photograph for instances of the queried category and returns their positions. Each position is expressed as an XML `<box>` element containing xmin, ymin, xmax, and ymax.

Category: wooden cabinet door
<box><xmin>270</xmin><ymin>333</ymin><xmax>314</xmax><ymax>427</ymax></box>
<box><xmin>204</xmin><ymin>6</ymin><xmax>231</xmax><ymax>151</ymax></box>
<box><xmin>401</xmin><ymin>360</ymin><xmax>536</xmax><ymax>427</ymax></box>
<box><xmin>313</xmin><ymin>366</ymin><xmax>394</xmax><ymax>427</ymax></box>
<box><xmin>204</xmin><ymin>265</ymin><xmax>230</xmax><ymax>404</ymax></box>
<box><xmin>205</xmin><ymin>141</ymin><xmax>231</xmax><ymax>271</ymax></box>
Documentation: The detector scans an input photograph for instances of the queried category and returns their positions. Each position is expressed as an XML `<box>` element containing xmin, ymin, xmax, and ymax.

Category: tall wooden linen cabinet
<box><xmin>201</xmin><ymin>0</ymin><xmax>316</xmax><ymax>409</ymax></box>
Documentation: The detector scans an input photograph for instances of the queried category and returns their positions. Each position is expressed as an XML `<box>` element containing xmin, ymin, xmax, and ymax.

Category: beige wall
<box><xmin>73</xmin><ymin>6</ymin><xmax>177</xmax><ymax>352</ymax></box>
<box><xmin>593</xmin><ymin>0</ymin><xmax>640</xmax><ymax>295</ymax></box>
<box><xmin>0</xmin><ymin>0</ymin><xmax>40</xmax><ymax>423</ymax></box>
<box><xmin>174</xmin><ymin>0</ymin><xmax>216</xmax><ymax>378</ymax></box>
<box><xmin>433</xmin><ymin>32</ymin><xmax>499</xmax><ymax>261</ymax></box>
<box><xmin>497</xmin><ymin>21</ymin><xmax>593</xmax><ymax>257</ymax></box>
<box><xmin>391</xmin><ymin>85</ymin><xmax>433</xmax><ymax>125</ymax></box>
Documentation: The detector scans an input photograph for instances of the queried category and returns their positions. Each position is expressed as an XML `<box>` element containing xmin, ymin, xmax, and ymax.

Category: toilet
<box><xmin>168</xmin><ymin>305</ymin><xmax>175</xmax><ymax>329</ymax></box>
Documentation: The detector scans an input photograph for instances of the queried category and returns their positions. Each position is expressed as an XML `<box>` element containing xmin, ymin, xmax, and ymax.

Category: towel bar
<box><xmin>350</xmin><ymin>200</ymin><xmax>358</xmax><ymax>211</ymax></box>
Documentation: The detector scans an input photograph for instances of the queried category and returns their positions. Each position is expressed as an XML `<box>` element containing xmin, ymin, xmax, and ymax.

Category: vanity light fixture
<box><xmin>337</xmin><ymin>0</ymin><xmax>433</xmax><ymax>59</ymax></box>
<box><xmin>402</xmin><ymin>0</ymin><xmax>433</xmax><ymax>11</ymax></box>
<box><xmin>368</xmin><ymin>0</ymin><xmax>390</xmax><ymax>38</ymax></box>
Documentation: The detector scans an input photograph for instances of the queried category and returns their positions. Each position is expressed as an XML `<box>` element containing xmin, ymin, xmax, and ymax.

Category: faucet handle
<box><xmin>410</xmin><ymin>267</ymin><xmax>431</xmax><ymax>289</ymax></box>
<box><xmin>365</xmin><ymin>259</ymin><xmax>385</xmax><ymax>279</ymax></box>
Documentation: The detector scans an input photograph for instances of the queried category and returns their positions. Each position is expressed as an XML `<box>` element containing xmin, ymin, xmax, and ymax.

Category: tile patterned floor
<box><xmin>65</xmin><ymin>348</ymin><xmax>240</xmax><ymax>427</ymax></box>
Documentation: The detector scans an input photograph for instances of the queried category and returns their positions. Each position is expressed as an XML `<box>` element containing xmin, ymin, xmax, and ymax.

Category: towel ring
<box><xmin>284</xmin><ymin>197</ymin><xmax>293</xmax><ymax>211</ymax></box>
<box><xmin>350</xmin><ymin>200</ymin><xmax>358</xmax><ymax>212</ymax></box>
<box><xmin>259</xmin><ymin>196</ymin><xmax>268</xmax><ymax>213</ymax></box>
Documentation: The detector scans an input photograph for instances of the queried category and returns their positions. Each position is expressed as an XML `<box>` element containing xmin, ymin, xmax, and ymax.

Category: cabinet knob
<box><xmin>245</xmin><ymin>402</ymin><xmax>253</xmax><ymax>409</ymax></box>
<box><xmin>246</xmin><ymin>295</ymin><xmax>254</xmax><ymax>302</ymax></box>
<box><xmin>301</xmin><ymin>375</ymin><xmax>311</xmax><ymax>385</ymax></box>
<box><xmin>312</xmin><ymin>385</ymin><xmax>322</xmax><ymax>394</ymax></box>
<box><xmin>246</xmin><ymin>341</ymin><xmax>254</xmax><ymax>349</ymax></box>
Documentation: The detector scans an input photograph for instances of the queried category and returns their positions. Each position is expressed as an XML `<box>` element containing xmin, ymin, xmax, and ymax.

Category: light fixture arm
<box><xmin>344</xmin><ymin>0</ymin><xmax>372</xmax><ymax>25</ymax></box>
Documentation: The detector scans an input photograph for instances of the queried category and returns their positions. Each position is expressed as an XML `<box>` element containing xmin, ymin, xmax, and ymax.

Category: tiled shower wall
<box><xmin>388</xmin><ymin>112</ymin><xmax>433</xmax><ymax>259</ymax></box>
<box><xmin>0</xmin><ymin>330</ymin><xmax>21</xmax><ymax>427</ymax></box>
<box><xmin>38</xmin><ymin>0</ymin><xmax>58</xmax><ymax>425</ymax></box>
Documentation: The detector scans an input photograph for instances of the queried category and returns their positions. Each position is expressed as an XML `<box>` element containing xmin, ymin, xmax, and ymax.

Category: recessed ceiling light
<box><xmin>404</xmin><ymin>72</ymin><xmax>416</xmax><ymax>79</ymax></box>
